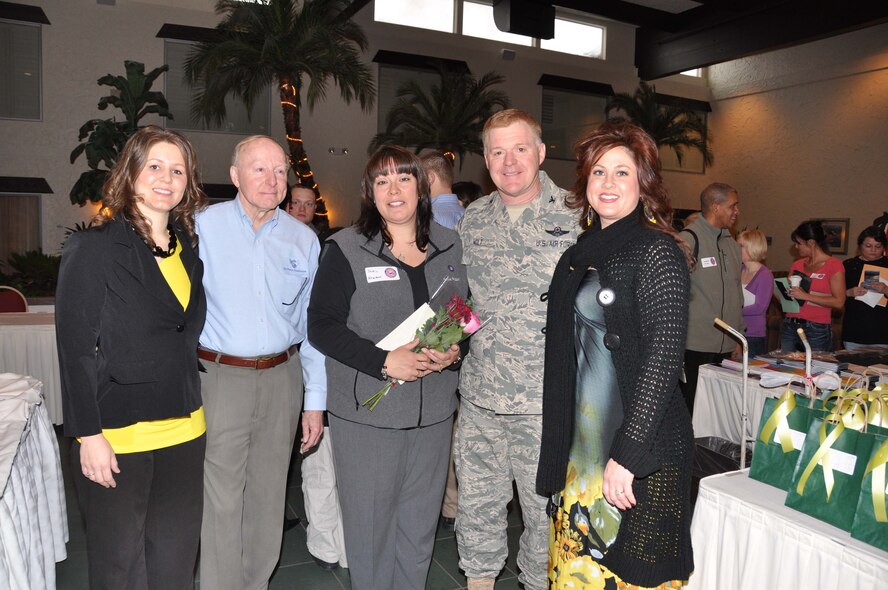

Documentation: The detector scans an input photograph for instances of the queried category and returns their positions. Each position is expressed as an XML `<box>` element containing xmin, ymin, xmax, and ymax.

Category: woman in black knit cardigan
<box><xmin>537</xmin><ymin>122</ymin><xmax>694</xmax><ymax>589</ymax></box>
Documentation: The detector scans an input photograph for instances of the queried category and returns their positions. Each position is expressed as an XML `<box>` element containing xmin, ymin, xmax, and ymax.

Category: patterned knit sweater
<box><xmin>538</xmin><ymin>210</ymin><xmax>694</xmax><ymax>587</ymax></box>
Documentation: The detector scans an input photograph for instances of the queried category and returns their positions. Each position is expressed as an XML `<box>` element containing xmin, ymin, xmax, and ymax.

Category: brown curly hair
<box><xmin>94</xmin><ymin>126</ymin><xmax>207</xmax><ymax>249</ymax></box>
<box><xmin>569</xmin><ymin>121</ymin><xmax>693</xmax><ymax>266</ymax></box>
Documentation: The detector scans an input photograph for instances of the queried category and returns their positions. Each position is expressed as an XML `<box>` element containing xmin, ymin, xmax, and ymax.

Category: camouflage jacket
<box><xmin>457</xmin><ymin>171</ymin><xmax>579</xmax><ymax>414</ymax></box>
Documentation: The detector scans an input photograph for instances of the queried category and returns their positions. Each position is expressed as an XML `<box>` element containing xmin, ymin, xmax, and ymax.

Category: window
<box><xmin>655</xmin><ymin>94</ymin><xmax>711</xmax><ymax>174</ymax></box>
<box><xmin>0</xmin><ymin>194</ymin><xmax>41</xmax><ymax>266</ymax></box>
<box><xmin>0</xmin><ymin>20</ymin><xmax>41</xmax><ymax>120</ymax></box>
<box><xmin>539</xmin><ymin>76</ymin><xmax>613</xmax><ymax>161</ymax></box>
<box><xmin>681</xmin><ymin>69</ymin><xmax>702</xmax><ymax>77</ymax></box>
<box><xmin>374</xmin><ymin>0</ymin><xmax>454</xmax><ymax>34</ymax></box>
<box><xmin>375</xmin><ymin>1</ymin><xmax>609</xmax><ymax>59</ymax></box>
<box><xmin>164</xmin><ymin>40</ymin><xmax>271</xmax><ymax>134</ymax></box>
<box><xmin>540</xmin><ymin>17</ymin><xmax>604</xmax><ymax>59</ymax></box>
<box><xmin>462</xmin><ymin>1</ymin><xmax>532</xmax><ymax>46</ymax></box>
<box><xmin>376</xmin><ymin>65</ymin><xmax>442</xmax><ymax>132</ymax></box>
<box><xmin>373</xmin><ymin>51</ymin><xmax>470</xmax><ymax>134</ymax></box>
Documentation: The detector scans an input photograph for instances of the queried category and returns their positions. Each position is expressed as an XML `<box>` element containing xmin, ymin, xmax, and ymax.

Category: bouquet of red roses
<box><xmin>363</xmin><ymin>295</ymin><xmax>484</xmax><ymax>411</ymax></box>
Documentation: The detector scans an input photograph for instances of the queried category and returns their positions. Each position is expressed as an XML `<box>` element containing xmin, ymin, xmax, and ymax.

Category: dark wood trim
<box><xmin>156</xmin><ymin>23</ymin><xmax>219</xmax><ymax>43</ymax></box>
<box><xmin>655</xmin><ymin>92</ymin><xmax>711</xmax><ymax>113</ymax></box>
<box><xmin>0</xmin><ymin>176</ymin><xmax>53</xmax><ymax>194</ymax></box>
<box><xmin>372</xmin><ymin>50</ymin><xmax>470</xmax><ymax>74</ymax></box>
<box><xmin>636</xmin><ymin>1</ymin><xmax>888</xmax><ymax>80</ymax></box>
<box><xmin>0</xmin><ymin>1</ymin><xmax>49</xmax><ymax>24</ymax></box>
<box><xmin>537</xmin><ymin>74</ymin><xmax>614</xmax><ymax>97</ymax></box>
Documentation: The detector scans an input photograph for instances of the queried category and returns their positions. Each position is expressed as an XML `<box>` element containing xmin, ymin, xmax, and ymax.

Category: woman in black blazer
<box><xmin>56</xmin><ymin>126</ymin><xmax>208</xmax><ymax>589</ymax></box>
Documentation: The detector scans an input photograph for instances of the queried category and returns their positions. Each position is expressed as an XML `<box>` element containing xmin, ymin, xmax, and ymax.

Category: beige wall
<box><xmin>2</xmin><ymin>1</ymin><xmax>885</xmax><ymax>273</ymax></box>
<box><xmin>663</xmin><ymin>22</ymin><xmax>888</xmax><ymax>272</ymax></box>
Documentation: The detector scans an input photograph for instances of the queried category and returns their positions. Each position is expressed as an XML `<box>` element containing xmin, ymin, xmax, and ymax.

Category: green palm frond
<box><xmin>606</xmin><ymin>81</ymin><xmax>713</xmax><ymax>167</ymax></box>
<box><xmin>185</xmin><ymin>0</ymin><xmax>374</xmax><ymax>126</ymax></box>
<box><xmin>369</xmin><ymin>63</ymin><xmax>510</xmax><ymax>166</ymax></box>
<box><xmin>69</xmin><ymin>61</ymin><xmax>172</xmax><ymax>205</ymax></box>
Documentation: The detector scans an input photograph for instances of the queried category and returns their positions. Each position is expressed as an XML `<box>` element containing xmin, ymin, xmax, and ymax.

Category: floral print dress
<box><xmin>548</xmin><ymin>271</ymin><xmax>682</xmax><ymax>590</ymax></box>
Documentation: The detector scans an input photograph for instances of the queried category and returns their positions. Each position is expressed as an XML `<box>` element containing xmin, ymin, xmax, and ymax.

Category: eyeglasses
<box><xmin>290</xmin><ymin>201</ymin><xmax>316</xmax><ymax>209</ymax></box>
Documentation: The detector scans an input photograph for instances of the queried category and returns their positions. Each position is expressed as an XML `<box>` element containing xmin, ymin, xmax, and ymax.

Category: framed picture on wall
<box><xmin>810</xmin><ymin>218</ymin><xmax>850</xmax><ymax>255</ymax></box>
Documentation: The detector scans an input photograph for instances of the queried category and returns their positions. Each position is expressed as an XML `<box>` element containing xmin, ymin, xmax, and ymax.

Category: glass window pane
<box><xmin>462</xmin><ymin>1</ymin><xmax>532</xmax><ymax>47</ymax></box>
<box><xmin>374</xmin><ymin>0</ymin><xmax>454</xmax><ymax>34</ymax></box>
<box><xmin>540</xmin><ymin>18</ymin><xmax>603</xmax><ymax>58</ymax></box>
<box><xmin>540</xmin><ymin>87</ymin><xmax>606</xmax><ymax>161</ymax></box>
<box><xmin>164</xmin><ymin>40</ymin><xmax>270</xmax><ymax>135</ymax></box>
<box><xmin>0</xmin><ymin>194</ymin><xmax>41</xmax><ymax>266</ymax></box>
<box><xmin>0</xmin><ymin>21</ymin><xmax>41</xmax><ymax>120</ymax></box>
<box><xmin>377</xmin><ymin>65</ymin><xmax>441</xmax><ymax>133</ymax></box>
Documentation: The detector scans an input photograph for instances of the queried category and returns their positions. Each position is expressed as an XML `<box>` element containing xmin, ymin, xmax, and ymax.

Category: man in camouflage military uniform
<box><xmin>454</xmin><ymin>109</ymin><xmax>579</xmax><ymax>590</ymax></box>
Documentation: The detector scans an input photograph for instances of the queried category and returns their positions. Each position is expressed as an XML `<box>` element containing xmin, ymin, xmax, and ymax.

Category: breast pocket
<box><xmin>275</xmin><ymin>272</ymin><xmax>309</xmax><ymax>319</ymax></box>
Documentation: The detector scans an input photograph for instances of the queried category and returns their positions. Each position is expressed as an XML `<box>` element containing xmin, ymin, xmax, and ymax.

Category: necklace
<box><xmin>143</xmin><ymin>224</ymin><xmax>177</xmax><ymax>258</ymax></box>
<box><xmin>392</xmin><ymin>240</ymin><xmax>417</xmax><ymax>263</ymax></box>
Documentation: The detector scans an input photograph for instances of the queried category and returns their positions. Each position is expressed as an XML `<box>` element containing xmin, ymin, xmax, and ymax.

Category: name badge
<box><xmin>811</xmin><ymin>273</ymin><xmax>826</xmax><ymax>280</ymax></box>
<box><xmin>700</xmin><ymin>256</ymin><xmax>718</xmax><ymax>268</ymax></box>
<box><xmin>366</xmin><ymin>266</ymin><xmax>400</xmax><ymax>283</ymax></box>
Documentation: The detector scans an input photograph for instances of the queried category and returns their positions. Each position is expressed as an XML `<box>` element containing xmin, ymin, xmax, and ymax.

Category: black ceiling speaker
<box><xmin>493</xmin><ymin>0</ymin><xmax>555</xmax><ymax>40</ymax></box>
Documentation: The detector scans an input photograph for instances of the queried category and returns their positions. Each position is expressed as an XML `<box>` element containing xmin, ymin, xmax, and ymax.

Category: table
<box><xmin>0</xmin><ymin>312</ymin><xmax>62</xmax><ymax>424</ymax></box>
<box><xmin>687</xmin><ymin>470</ymin><xmax>888</xmax><ymax>590</ymax></box>
<box><xmin>0</xmin><ymin>374</ymin><xmax>68</xmax><ymax>590</ymax></box>
<box><xmin>692</xmin><ymin>364</ymin><xmax>787</xmax><ymax>444</ymax></box>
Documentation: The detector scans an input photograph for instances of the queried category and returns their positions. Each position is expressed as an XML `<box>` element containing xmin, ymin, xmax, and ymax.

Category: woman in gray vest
<box><xmin>308</xmin><ymin>145</ymin><xmax>467</xmax><ymax>590</ymax></box>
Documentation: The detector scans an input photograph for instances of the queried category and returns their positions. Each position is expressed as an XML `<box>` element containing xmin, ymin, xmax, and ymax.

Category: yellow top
<box><xmin>102</xmin><ymin>243</ymin><xmax>206</xmax><ymax>454</ymax></box>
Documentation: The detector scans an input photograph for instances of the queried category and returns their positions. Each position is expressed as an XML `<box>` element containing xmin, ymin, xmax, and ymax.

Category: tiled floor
<box><xmin>54</xmin><ymin>428</ymin><xmax>527</xmax><ymax>589</ymax></box>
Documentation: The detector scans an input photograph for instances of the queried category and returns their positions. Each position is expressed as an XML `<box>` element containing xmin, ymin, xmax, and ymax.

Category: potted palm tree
<box><xmin>184</xmin><ymin>0</ymin><xmax>375</xmax><ymax>231</ymax></box>
<box><xmin>605</xmin><ymin>81</ymin><xmax>713</xmax><ymax>169</ymax></box>
<box><xmin>369</xmin><ymin>63</ymin><xmax>510</xmax><ymax>166</ymax></box>
<box><xmin>69</xmin><ymin>61</ymin><xmax>173</xmax><ymax>205</ymax></box>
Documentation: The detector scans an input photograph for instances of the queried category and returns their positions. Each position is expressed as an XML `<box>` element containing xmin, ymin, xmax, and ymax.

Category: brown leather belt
<box><xmin>197</xmin><ymin>345</ymin><xmax>298</xmax><ymax>370</ymax></box>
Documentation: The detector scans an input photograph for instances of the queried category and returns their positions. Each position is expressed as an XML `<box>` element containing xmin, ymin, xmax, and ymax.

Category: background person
<box><xmin>56</xmin><ymin>126</ymin><xmax>208</xmax><ymax>588</ymax></box>
<box><xmin>197</xmin><ymin>135</ymin><xmax>326</xmax><ymax>590</ymax></box>
<box><xmin>678</xmin><ymin>183</ymin><xmax>744</xmax><ymax>413</ymax></box>
<box><xmin>737</xmin><ymin>229</ymin><xmax>774</xmax><ymax>356</ymax></box>
<box><xmin>538</xmin><ymin>121</ymin><xmax>694</xmax><ymax>589</ymax></box>
<box><xmin>308</xmin><ymin>145</ymin><xmax>466</xmax><ymax>590</ymax></box>
<box><xmin>453</xmin><ymin>180</ymin><xmax>483</xmax><ymax>208</ymax></box>
<box><xmin>455</xmin><ymin>109</ymin><xmax>579</xmax><ymax>590</ymax></box>
<box><xmin>420</xmin><ymin>150</ymin><xmax>464</xmax><ymax>229</ymax></box>
<box><xmin>842</xmin><ymin>226</ymin><xmax>888</xmax><ymax>348</ymax></box>
<box><xmin>283</xmin><ymin>186</ymin><xmax>348</xmax><ymax>572</ymax></box>
<box><xmin>782</xmin><ymin>220</ymin><xmax>845</xmax><ymax>352</ymax></box>
<box><xmin>283</xmin><ymin>183</ymin><xmax>320</xmax><ymax>233</ymax></box>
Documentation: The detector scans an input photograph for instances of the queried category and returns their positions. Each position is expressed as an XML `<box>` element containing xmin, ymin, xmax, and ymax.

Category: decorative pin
<box><xmin>448</xmin><ymin>264</ymin><xmax>454</xmax><ymax>272</ymax></box>
<box><xmin>597</xmin><ymin>288</ymin><xmax>615</xmax><ymax>306</ymax></box>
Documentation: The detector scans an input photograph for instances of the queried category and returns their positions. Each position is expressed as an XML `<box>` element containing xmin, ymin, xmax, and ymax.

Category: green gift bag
<box><xmin>784</xmin><ymin>415</ymin><xmax>887</xmax><ymax>531</ymax></box>
<box><xmin>850</xmin><ymin>435</ymin><xmax>888</xmax><ymax>551</ymax></box>
<box><xmin>749</xmin><ymin>388</ymin><xmax>823</xmax><ymax>490</ymax></box>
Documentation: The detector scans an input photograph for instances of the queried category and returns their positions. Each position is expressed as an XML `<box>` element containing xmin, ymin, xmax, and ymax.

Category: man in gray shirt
<box><xmin>679</xmin><ymin>182</ymin><xmax>744</xmax><ymax>413</ymax></box>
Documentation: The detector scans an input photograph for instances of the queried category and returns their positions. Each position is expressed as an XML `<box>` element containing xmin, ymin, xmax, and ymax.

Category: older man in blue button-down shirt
<box><xmin>196</xmin><ymin>135</ymin><xmax>326</xmax><ymax>590</ymax></box>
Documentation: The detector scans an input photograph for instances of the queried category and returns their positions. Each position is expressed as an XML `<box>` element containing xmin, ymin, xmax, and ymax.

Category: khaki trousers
<box><xmin>199</xmin><ymin>357</ymin><xmax>302</xmax><ymax>590</ymax></box>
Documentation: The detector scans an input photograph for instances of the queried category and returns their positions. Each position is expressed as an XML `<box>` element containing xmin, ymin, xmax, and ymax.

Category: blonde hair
<box><xmin>482</xmin><ymin>108</ymin><xmax>541</xmax><ymax>153</ymax></box>
<box><xmin>738</xmin><ymin>228</ymin><xmax>768</xmax><ymax>262</ymax></box>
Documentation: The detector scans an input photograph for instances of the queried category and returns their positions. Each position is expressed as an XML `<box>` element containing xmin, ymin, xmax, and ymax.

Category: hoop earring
<box><xmin>643</xmin><ymin>203</ymin><xmax>656</xmax><ymax>224</ymax></box>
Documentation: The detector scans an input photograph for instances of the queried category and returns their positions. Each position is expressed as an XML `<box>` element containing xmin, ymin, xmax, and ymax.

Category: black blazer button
<box><xmin>176</xmin><ymin>323</ymin><xmax>185</xmax><ymax>332</ymax></box>
<box><xmin>604</xmin><ymin>332</ymin><xmax>621</xmax><ymax>350</ymax></box>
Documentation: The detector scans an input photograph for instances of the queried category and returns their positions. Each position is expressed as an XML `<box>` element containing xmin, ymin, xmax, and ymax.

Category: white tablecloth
<box><xmin>692</xmin><ymin>364</ymin><xmax>783</xmax><ymax>444</ymax></box>
<box><xmin>0</xmin><ymin>313</ymin><xmax>62</xmax><ymax>424</ymax></box>
<box><xmin>0</xmin><ymin>374</ymin><xmax>68</xmax><ymax>590</ymax></box>
<box><xmin>687</xmin><ymin>470</ymin><xmax>888</xmax><ymax>590</ymax></box>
